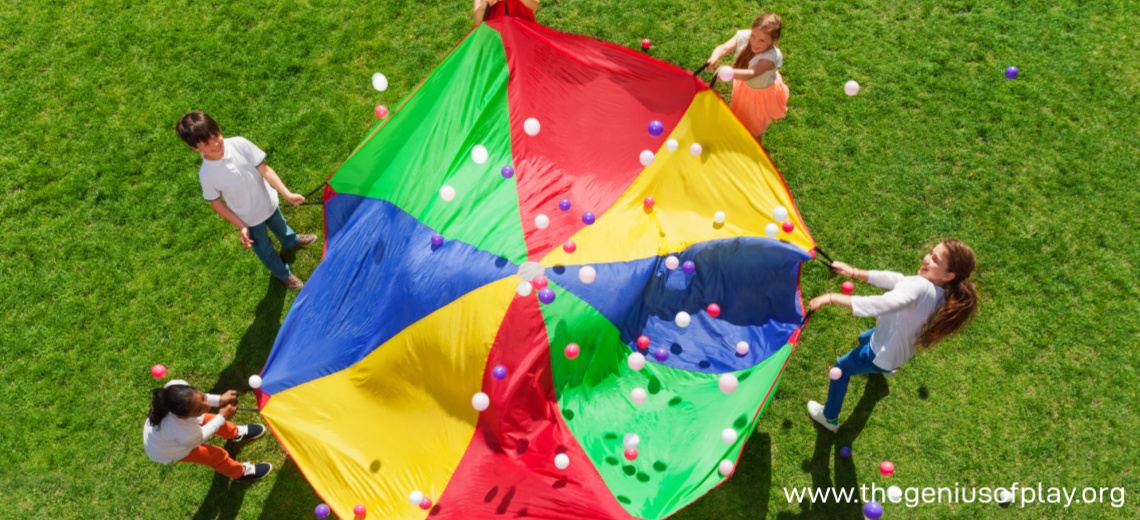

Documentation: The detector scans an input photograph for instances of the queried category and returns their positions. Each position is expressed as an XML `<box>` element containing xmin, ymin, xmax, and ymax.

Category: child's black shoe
<box><xmin>235</xmin><ymin>462</ymin><xmax>273</xmax><ymax>483</ymax></box>
<box><xmin>234</xmin><ymin>424</ymin><xmax>266</xmax><ymax>442</ymax></box>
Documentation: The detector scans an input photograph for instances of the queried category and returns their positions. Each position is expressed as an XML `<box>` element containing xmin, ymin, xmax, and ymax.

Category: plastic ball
<box><xmin>315</xmin><ymin>504</ymin><xmax>331</xmax><ymax>518</ymax></box>
<box><xmin>627</xmin><ymin>352</ymin><xmax>646</xmax><ymax>371</ymax></box>
<box><xmin>472</xmin><ymin>392</ymin><xmax>490</xmax><ymax>411</ymax></box>
<box><xmin>354</xmin><ymin>504</ymin><xmax>367</xmax><ymax>517</ymax></box>
<box><xmin>772</xmin><ymin>205</ymin><xmax>789</xmax><ymax>222</ymax></box>
<box><xmin>623</xmin><ymin>433</ymin><xmax>640</xmax><ymax>449</ymax></box>
<box><xmin>997</xmin><ymin>488</ymin><xmax>1013</xmax><ymax>503</ymax></box>
<box><xmin>682</xmin><ymin>261</ymin><xmax>696</xmax><ymax>274</ymax></box>
<box><xmin>718</xmin><ymin>460</ymin><xmax>734</xmax><ymax>476</ymax></box>
<box><xmin>582</xmin><ymin>212</ymin><xmax>596</xmax><ymax>225</ymax></box>
<box><xmin>829</xmin><ymin>367</ymin><xmax>843</xmax><ymax>380</ymax></box>
<box><xmin>532</xmin><ymin>274</ymin><xmax>548</xmax><ymax>289</ymax></box>
<box><xmin>564</xmin><ymin>343</ymin><xmax>580</xmax><ymax>359</ymax></box>
<box><xmin>718</xmin><ymin>373</ymin><xmax>739</xmax><ymax>393</ymax></box>
<box><xmin>862</xmin><ymin>501</ymin><xmax>883</xmax><ymax>519</ymax></box>
<box><xmin>408</xmin><ymin>491</ymin><xmax>424</xmax><ymax>506</ymax></box>
<box><xmin>501</xmin><ymin>166</ymin><xmax>515</xmax><ymax>178</ymax></box>
<box><xmin>534</xmin><ymin>214</ymin><xmax>549</xmax><ymax>229</ymax></box>
<box><xmin>636</xmin><ymin>335</ymin><xmax>650</xmax><ymax>349</ymax></box>
<box><xmin>653</xmin><ymin>348</ymin><xmax>669</xmax><ymax>362</ymax></box>
<box><xmin>841</xmin><ymin>281</ymin><xmax>854</xmax><ymax>294</ymax></box>
<box><xmin>624</xmin><ymin>448</ymin><xmax>639</xmax><ymax>461</ymax></box>
<box><xmin>516</xmin><ymin>281</ymin><xmax>533</xmax><ymax>297</ymax></box>
<box><xmin>538</xmin><ymin>288</ymin><xmax>556</xmax><ymax>304</ymax></box>
<box><xmin>578</xmin><ymin>266</ymin><xmax>597</xmax><ymax>284</ymax></box>
<box><xmin>639</xmin><ymin>150</ymin><xmax>655</xmax><ymax>167</ymax></box>
<box><xmin>374</xmin><ymin>105</ymin><xmax>389</xmax><ymax>119</ymax></box>
<box><xmin>1005</xmin><ymin>66</ymin><xmax>1019</xmax><ymax>79</ymax></box>
<box><xmin>641</xmin><ymin>39</ymin><xmax>651</xmax><ymax>50</ymax></box>
<box><xmin>471</xmin><ymin>144</ymin><xmax>489</xmax><ymax>164</ymax></box>
<box><xmin>559</xmin><ymin>198</ymin><xmax>571</xmax><ymax>211</ymax></box>
<box><xmin>648</xmin><ymin>120</ymin><xmax>664</xmax><ymax>137</ymax></box>
<box><xmin>666</xmin><ymin>138</ymin><xmax>679</xmax><ymax>151</ymax></box>
<box><xmin>840</xmin><ymin>446</ymin><xmax>851</xmax><ymax>457</ymax></box>
<box><xmin>492</xmin><ymin>365</ymin><xmax>507</xmax><ymax>380</ymax></box>
<box><xmin>524</xmin><ymin>117</ymin><xmax>541</xmax><ymax>136</ymax></box>
<box><xmin>717</xmin><ymin>65</ymin><xmax>734</xmax><ymax>82</ymax></box>
<box><xmin>371</xmin><ymin>72</ymin><xmax>388</xmax><ymax>91</ymax></box>
<box><xmin>689</xmin><ymin>143</ymin><xmax>703</xmax><ymax>156</ymax></box>
<box><xmin>780</xmin><ymin>221</ymin><xmax>794</xmax><ymax>233</ymax></box>
<box><xmin>721</xmin><ymin>428</ymin><xmax>738</xmax><ymax>444</ymax></box>
<box><xmin>555</xmin><ymin>453</ymin><xmax>570</xmax><ymax>469</ymax></box>
<box><xmin>713</xmin><ymin>211</ymin><xmax>725</xmax><ymax>224</ymax></box>
<box><xmin>419</xmin><ymin>497</ymin><xmax>432</xmax><ymax>510</ymax></box>
<box><xmin>439</xmin><ymin>185</ymin><xmax>456</xmax><ymax>201</ymax></box>
<box><xmin>630</xmin><ymin>387</ymin><xmax>647</xmax><ymax>404</ymax></box>
<box><xmin>430</xmin><ymin>233</ymin><xmax>444</xmax><ymax>248</ymax></box>
<box><xmin>665</xmin><ymin>255</ymin><xmax>679</xmax><ymax>270</ymax></box>
<box><xmin>643</xmin><ymin>196</ymin><xmax>655</xmax><ymax>209</ymax></box>
<box><xmin>880</xmin><ymin>461</ymin><xmax>895</xmax><ymax>476</ymax></box>
<box><xmin>249</xmin><ymin>375</ymin><xmax>262</xmax><ymax>389</ymax></box>
<box><xmin>707</xmin><ymin>303</ymin><xmax>720</xmax><ymax>318</ymax></box>
<box><xmin>764</xmin><ymin>223</ymin><xmax>779</xmax><ymax>238</ymax></box>
<box><xmin>563</xmin><ymin>240</ymin><xmax>576</xmax><ymax>253</ymax></box>
<box><xmin>675</xmin><ymin>311</ymin><xmax>691</xmax><ymax>328</ymax></box>
<box><xmin>151</xmin><ymin>364</ymin><xmax>167</xmax><ymax>379</ymax></box>
<box><xmin>844</xmin><ymin>80</ymin><xmax>860</xmax><ymax>96</ymax></box>
<box><xmin>887</xmin><ymin>485</ymin><xmax>902</xmax><ymax>502</ymax></box>
<box><xmin>735</xmin><ymin>341</ymin><xmax>749</xmax><ymax>355</ymax></box>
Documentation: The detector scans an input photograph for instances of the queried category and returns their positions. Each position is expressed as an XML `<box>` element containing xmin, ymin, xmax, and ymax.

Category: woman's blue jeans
<box><xmin>823</xmin><ymin>329</ymin><xmax>889</xmax><ymax>420</ymax></box>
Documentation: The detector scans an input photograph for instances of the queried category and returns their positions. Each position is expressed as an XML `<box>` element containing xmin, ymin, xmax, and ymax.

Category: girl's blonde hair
<box><xmin>733</xmin><ymin>13</ymin><xmax>783</xmax><ymax>70</ymax></box>
<box><xmin>918</xmin><ymin>239</ymin><xmax>978</xmax><ymax>348</ymax></box>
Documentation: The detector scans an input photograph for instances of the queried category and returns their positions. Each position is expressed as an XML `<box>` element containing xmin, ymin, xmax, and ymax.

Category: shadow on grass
<box><xmin>778</xmin><ymin>375</ymin><xmax>890</xmax><ymax>520</ymax></box>
<box><xmin>670</xmin><ymin>432</ymin><xmax>772</xmax><ymax>520</ymax></box>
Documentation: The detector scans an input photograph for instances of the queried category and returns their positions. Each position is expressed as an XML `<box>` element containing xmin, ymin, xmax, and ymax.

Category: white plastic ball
<box><xmin>630</xmin><ymin>387</ymin><xmax>647</xmax><ymax>404</ymax></box>
<box><xmin>721</xmin><ymin>428</ymin><xmax>738</xmax><ymax>444</ymax></box>
<box><xmin>534</xmin><ymin>214</ymin><xmax>549</xmax><ymax>229</ymax></box>
<box><xmin>579</xmin><ymin>266</ymin><xmax>597</xmax><ymax>284</ymax></box>
<box><xmin>713</xmin><ymin>211</ymin><xmax>725</xmax><ymax>224</ymax></box>
<box><xmin>735</xmin><ymin>341</ymin><xmax>750</xmax><ymax>355</ymax></box>
<box><xmin>554</xmin><ymin>453</ymin><xmax>570</xmax><ymax>470</ymax></box>
<box><xmin>639</xmin><ymin>150</ymin><xmax>655</xmax><ymax>167</ymax></box>
<box><xmin>887</xmin><ymin>486</ymin><xmax>902</xmax><ymax>502</ymax></box>
<box><xmin>440</xmin><ymin>185</ymin><xmax>456</xmax><ymax>201</ymax></box>
<box><xmin>689</xmin><ymin>143</ymin><xmax>703</xmax><ymax>156</ymax></box>
<box><xmin>409</xmin><ymin>490</ymin><xmax>424</xmax><ymax>505</ymax></box>
<box><xmin>371</xmin><ymin>72</ymin><xmax>388</xmax><ymax>91</ymax></box>
<box><xmin>665</xmin><ymin>256</ymin><xmax>680</xmax><ymax>270</ymax></box>
<box><xmin>623</xmin><ymin>433</ymin><xmax>640</xmax><ymax>449</ymax></box>
<box><xmin>666</xmin><ymin>138</ymin><xmax>679</xmax><ymax>152</ymax></box>
<box><xmin>772</xmin><ymin>205</ymin><xmax>789</xmax><ymax>222</ymax></box>
<box><xmin>471</xmin><ymin>392</ymin><xmax>490</xmax><ymax>411</ymax></box>
<box><xmin>717</xmin><ymin>65</ymin><xmax>735</xmax><ymax>81</ymax></box>
<box><xmin>627</xmin><ymin>352</ymin><xmax>646</xmax><ymax>371</ymax></box>
<box><xmin>764</xmin><ymin>223</ymin><xmax>779</xmax><ymax>238</ymax></box>
<box><xmin>516</xmin><ymin>281</ymin><xmax>533</xmax><ymax>297</ymax></box>
<box><xmin>248</xmin><ymin>375</ymin><xmax>262</xmax><ymax>389</ymax></box>
<box><xmin>675</xmin><ymin>311</ymin><xmax>691</xmax><ymax>328</ymax></box>
<box><xmin>829</xmin><ymin>367</ymin><xmax>843</xmax><ymax>380</ymax></box>
<box><xmin>524</xmin><ymin>117</ymin><xmax>541</xmax><ymax>136</ymax></box>
<box><xmin>997</xmin><ymin>489</ymin><xmax>1013</xmax><ymax>503</ymax></box>
<box><xmin>718</xmin><ymin>373</ymin><xmax>739</xmax><ymax>393</ymax></box>
<box><xmin>844</xmin><ymin>80</ymin><xmax>860</xmax><ymax>96</ymax></box>
<box><xmin>718</xmin><ymin>460</ymin><xmax>734</xmax><ymax>476</ymax></box>
<box><xmin>471</xmin><ymin>145</ymin><xmax>488</xmax><ymax>164</ymax></box>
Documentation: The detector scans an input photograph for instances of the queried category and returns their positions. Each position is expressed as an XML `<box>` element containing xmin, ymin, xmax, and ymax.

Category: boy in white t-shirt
<box><xmin>176</xmin><ymin>112</ymin><xmax>316</xmax><ymax>290</ymax></box>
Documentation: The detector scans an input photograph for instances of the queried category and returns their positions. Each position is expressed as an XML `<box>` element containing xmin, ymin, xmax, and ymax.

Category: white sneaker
<box><xmin>806</xmin><ymin>400</ymin><xmax>840</xmax><ymax>432</ymax></box>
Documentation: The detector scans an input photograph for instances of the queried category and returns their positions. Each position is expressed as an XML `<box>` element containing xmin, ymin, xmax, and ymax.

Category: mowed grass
<box><xmin>1</xmin><ymin>0</ymin><xmax>1137</xmax><ymax>518</ymax></box>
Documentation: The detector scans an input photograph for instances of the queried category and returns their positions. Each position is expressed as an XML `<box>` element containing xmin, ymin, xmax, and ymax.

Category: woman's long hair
<box><xmin>147</xmin><ymin>384</ymin><xmax>196</xmax><ymax>429</ymax></box>
<box><xmin>919</xmin><ymin>239</ymin><xmax>978</xmax><ymax>348</ymax></box>
<box><xmin>733</xmin><ymin>13</ymin><xmax>783</xmax><ymax>70</ymax></box>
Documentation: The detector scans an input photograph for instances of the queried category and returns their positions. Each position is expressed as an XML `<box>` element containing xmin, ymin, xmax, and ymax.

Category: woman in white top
<box><xmin>143</xmin><ymin>380</ymin><xmax>273</xmax><ymax>482</ymax></box>
<box><xmin>805</xmin><ymin>240</ymin><xmax>978</xmax><ymax>431</ymax></box>
<box><xmin>705</xmin><ymin>13</ymin><xmax>790</xmax><ymax>139</ymax></box>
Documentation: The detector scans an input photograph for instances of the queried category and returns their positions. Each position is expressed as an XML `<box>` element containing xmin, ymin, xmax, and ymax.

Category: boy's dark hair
<box><xmin>147</xmin><ymin>384</ymin><xmax>197</xmax><ymax>429</ymax></box>
<box><xmin>176</xmin><ymin>111</ymin><xmax>221</xmax><ymax>148</ymax></box>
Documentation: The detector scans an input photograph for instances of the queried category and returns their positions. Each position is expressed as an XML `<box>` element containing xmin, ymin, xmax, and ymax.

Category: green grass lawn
<box><xmin>2</xmin><ymin>0</ymin><xmax>1137</xmax><ymax>518</ymax></box>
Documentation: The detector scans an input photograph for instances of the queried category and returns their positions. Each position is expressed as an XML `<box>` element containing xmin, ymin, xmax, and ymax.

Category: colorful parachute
<box><xmin>256</xmin><ymin>16</ymin><xmax>815</xmax><ymax>520</ymax></box>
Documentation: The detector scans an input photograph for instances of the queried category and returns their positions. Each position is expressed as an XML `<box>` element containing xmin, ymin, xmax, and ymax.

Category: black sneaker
<box><xmin>235</xmin><ymin>462</ymin><xmax>273</xmax><ymax>483</ymax></box>
<box><xmin>233</xmin><ymin>424</ymin><xmax>266</xmax><ymax>442</ymax></box>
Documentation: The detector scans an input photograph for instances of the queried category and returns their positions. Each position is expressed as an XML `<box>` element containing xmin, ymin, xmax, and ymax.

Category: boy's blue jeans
<box><xmin>823</xmin><ymin>328</ymin><xmax>889</xmax><ymax>420</ymax></box>
<box><xmin>248</xmin><ymin>208</ymin><xmax>298</xmax><ymax>280</ymax></box>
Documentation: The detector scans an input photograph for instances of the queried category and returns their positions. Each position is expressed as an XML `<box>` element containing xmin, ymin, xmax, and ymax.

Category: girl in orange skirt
<box><xmin>706</xmin><ymin>13</ymin><xmax>789</xmax><ymax>139</ymax></box>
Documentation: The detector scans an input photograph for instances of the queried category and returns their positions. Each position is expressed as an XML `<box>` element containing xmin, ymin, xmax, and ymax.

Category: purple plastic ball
<box><xmin>863</xmin><ymin>501</ymin><xmax>883</xmax><ymax>519</ymax></box>
<box><xmin>681</xmin><ymin>261</ymin><xmax>696</xmax><ymax>274</ymax></box>
<box><xmin>430</xmin><ymin>233</ymin><xmax>444</xmax><ymax>247</ymax></box>
<box><xmin>648</xmin><ymin>120</ymin><xmax>664</xmax><ymax>137</ymax></box>
<box><xmin>1005</xmin><ymin>66</ymin><xmax>1019</xmax><ymax>79</ymax></box>
<box><xmin>582</xmin><ymin>212</ymin><xmax>596</xmax><ymax>225</ymax></box>
<box><xmin>492</xmin><ymin>365</ymin><xmax>507</xmax><ymax>380</ymax></box>
<box><xmin>840</xmin><ymin>446</ymin><xmax>851</xmax><ymax>457</ymax></box>
<box><xmin>315</xmin><ymin>504</ymin><xmax>330</xmax><ymax>518</ymax></box>
<box><xmin>559</xmin><ymin>199</ymin><xmax>571</xmax><ymax>211</ymax></box>
<box><xmin>501</xmin><ymin>166</ymin><xmax>515</xmax><ymax>178</ymax></box>
<box><xmin>538</xmin><ymin>288</ymin><xmax>556</xmax><ymax>304</ymax></box>
<box><xmin>653</xmin><ymin>348</ymin><xmax>669</xmax><ymax>362</ymax></box>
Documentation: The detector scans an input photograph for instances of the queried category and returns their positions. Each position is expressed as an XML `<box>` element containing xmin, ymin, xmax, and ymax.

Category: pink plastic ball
<box><xmin>643</xmin><ymin>197</ymin><xmax>655</xmax><ymax>209</ymax></box>
<box><xmin>641</xmin><ymin>39</ymin><xmax>651</xmax><ymax>50</ymax></box>
<box><xmin>151</xmin><ymin>364</ymin><xmax>167</xmax><ymax>379</ymax></box>
<box><xmin>375</xmin><ymin>105</ymin><xmax>389</xmax><ymax>119</ymax></box>
<box><xmin>565</xmin><ymin>343</ymin><xmax>580</xmax><ymax>359</ymax></box>
<box><xmin>353</xmin><ymin>504</ymin><xmax>366</xmax><ymax>517</ymax></box>
<box><xmin>841</xmin><ymin>281</ymin><xmax>854</xmax><ymax>294</ymax></box>
<box><xmin>707</xmin><ymin>303</ymin><xmax>721</xmax><ymax>318</ymax></box>
<box><xmin>532</xmin><ymin>275</ymin><xmax>548</xmax><ymax>290</ymax></box>
<box><xmin>419</xmin><ymin>497</ymin><xmax>432</xmax><ymax>510</ymax></box>
<box><xmin>880</xmin><ymin>461</ymin><xmax>895</xmax><ymax>476</ymax></box>
<box><xmin>563</xmin><ymin>240</ymin><xmax>576</xmax><ymax>253</ymax></box>
<box><xmin>624</xmin><ymin>448</ymin><xmax>639</xmax><ymax>461</ymax></box>
<box><xmin>829</xmin><ymin>367</ymin><xmax>843</xmax><ymax>380</ymax></box>
<box><xmin>637</xmin><ymin>335</ymin><xmax>650</xmax><ymax>349</ymax></box>
<box><xmin>782</xmin><ymin>221</ymin><xmax>795</xmax><ymax>233</ymax></box>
